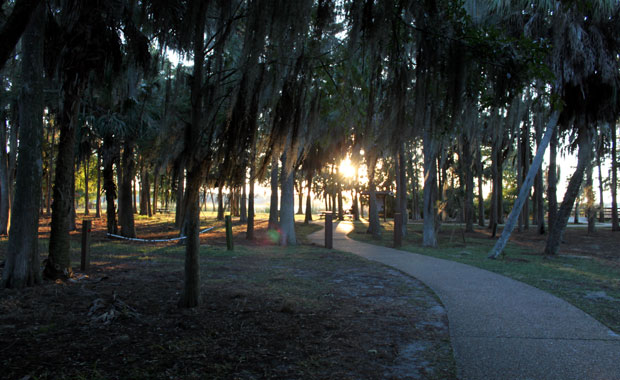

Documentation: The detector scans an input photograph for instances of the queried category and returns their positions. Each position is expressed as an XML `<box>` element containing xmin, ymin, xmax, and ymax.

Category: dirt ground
<box><xmin>0</xmin><ymin>216</ymin><xmax>456</xmax><ymax>379</ymax></box>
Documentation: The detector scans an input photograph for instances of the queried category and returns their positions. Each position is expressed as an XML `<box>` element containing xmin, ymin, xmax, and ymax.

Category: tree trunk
<box><xmin>586</xmin><ymin>159</ymin><xmax>595</xmax><ymax>233</ymax></box>
<box><xmin>296</xmin><ymin>180</ymin><xmax>303</xmax><ymax>215</ymax></box>
<box><xmin>477</xmin><ymin>149</ymin><xmax>485</xmax><ymax>227</ymax></box>
<box><xmin>612</xmin><ymin>123</ymin><xmax>619</xmax><ymax>231</ymax></box>
<box><xmin>119</xmin><ymin>141</ymin><xmax>136</xmax><ymax>238</ymax></box>
<box><xmin>45</xmin><ymin>78</ymin><xmax>83</xmax><ymax>280</ymax></box>
<box><xmin>246</xmin><ymin>161</ymin><xmax>255</xmax><ymax>239</ymax></box>
<box><xmin>139</xmin><ymin>165</ymin><xmax>149</xmax><ymax>216</ymax></box>
<box><xmin>240</xmin><ymin>178</ymin><xmax>247</xmax><ymax>223</ymax></box>
<box><xmin>175</xmin><ymin>166</ymin><xmax>185</xmax><ymax>226</ymax></box>
<box><xmin>423</xmin><ymin>125</ymin><xmax>438</xmax><ymax>247</ymax></box>
<box><xmin>84</xmin><ymin>157</ymin><xmax>89</xmax><ymax>215</ymax></box>
<box><xmin>461</xmin><ymin>135</ymin><xmax>474</xmax><ymax>232</ymax></box>
<box><xmin>548</xmin><ymin>126</ymin><xmax>558</xmax><ymax>231</ymax></box>
<box><xmin>279</xmin><ymin>152</ymin><xmax>296</xmax><ymax>246</ymax></box>
<box><xmin>398</xmin><ymin>143</ymin><xmax>408</xmax><ymax>236</ymax></box>
<box><xmin>2</xmin><ymin>3</ymin><xmax>44</xmax><ymax>288</ymax></box>
<box><xmin>95</xmin><ymin>150</ymin><xmax>101</xmax><ymax>218</ymax></box>
<box><xmin>46</xmin><ymin>122</ymin><xmax>54</xmax><ymax>216</ymax></box>
<box><xmin>534</xmin><ymin>113</ymin><xmax>545</xmax><ymax>234</ymax></box>
<box><xmin>489</xmin><ymin>146</ymin><xmax>499</xmax><ymax>233</ymax></box>
<box><xmin>304</xmin><ymin>170</ymin><xmax>313</xmax><ymax>224</ymax></box>
<box><xmin>0</xmin><ymin>113</ymin><xmax>10</xmax><ymax>234</ymax></box>
<box><xmin>544</xmin><ymin>127</ymin><xmax>593</xmax><ymax>256</ymax></box>
<box><xmin>337</xmin><ymin>166</ymin><xmax>344</xmax><ymax>220</ymax></box>
<box><xmin>367</xmin><ymin>154</ymin><xmax>381</xmax><ymax>238</ymax></box>
<box><xmin>102</xmin><ymin>135</ymin><xmax>117</xmax><ymax>234</ymax></box>
<box><xmin>521</xmin><ymin>122</ymin><xmax>530</xmax><ymax>230</ymax></box>
<box><xmin>179</xmin><ymin>164</ymin><xmax>206</xmax><ymax>308</ymax></box>
<box><xmin>152</xmin><ymin>170</ymin><xmax>158</xmax><ymax>215</ymax></box>
<box><xmin>268</xmin><ymin>156</ymin><xmax>279</xmax><ymax>229</ymax></box>
<box><xmin>217</xmin><ymin>183</ymin><xmax>224</xmax><ymax>221</ymax></box>
<box><xmin>597</xmin><ymin>155</ymin><xmax>604</xmax><ymax>223</ymax></box>
<box><xmin>489</xmin><ymin>111</ymin><xmax>559</xmax><ymax>258</ymax></box>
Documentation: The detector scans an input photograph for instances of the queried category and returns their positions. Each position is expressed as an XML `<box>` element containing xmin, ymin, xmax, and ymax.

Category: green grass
<box><xmin>348</xmin><ymin>219</ymin><xmax>620</xmax><ymax>334</ymax></box>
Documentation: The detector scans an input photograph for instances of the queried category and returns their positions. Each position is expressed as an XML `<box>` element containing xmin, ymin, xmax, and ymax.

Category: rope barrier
<box><xmin>106</xmin><ymin>226</ymin><xmax>215</xmax><ymax>243</ymax></box>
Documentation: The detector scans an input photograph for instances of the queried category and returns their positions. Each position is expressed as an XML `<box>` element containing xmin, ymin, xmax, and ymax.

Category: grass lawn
<box><xmin>348</xmin><ymin>219</ymin><xmax>620</xmax><ymax>334</ymax></box>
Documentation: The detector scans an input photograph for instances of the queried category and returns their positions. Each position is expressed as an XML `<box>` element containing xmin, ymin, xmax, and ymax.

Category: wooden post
<box><xmin>325</xmin><ymin>212</ymin><xmax>333</xmax><ymax>249</ymax></box>
<box><xmin>394</xmin><ymin>212</ymin><xmax>402</xmax><ymax>248</ymax></box>
<box><xmin>225</xmin><ymin>215</ymin><xmax>234</xmax><ymax>251</ymax></box>
<box><xmin>81</xmin><ymin>219</ymin><xmax>92</xmax><ymax>271</ymax></box>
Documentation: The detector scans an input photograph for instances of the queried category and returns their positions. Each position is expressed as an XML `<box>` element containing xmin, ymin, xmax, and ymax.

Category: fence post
<box><xmin>81</xmin><ymin>219</ymin><xmax>92</xmax><ymax>271</ymax></box>
<box><xmin>325</xmin><ymin>212</ymin><xmax>333</xmax><ymax>249</ymax></box>
<box><xmin>394</xmin><ymin>212</ymin><xmax>402</xmax><ymax>248</ymax></box>
<box><xmin>225</xmin><ymin>215</ymin><xmax>234</xmax><ymax>251</ymax></box>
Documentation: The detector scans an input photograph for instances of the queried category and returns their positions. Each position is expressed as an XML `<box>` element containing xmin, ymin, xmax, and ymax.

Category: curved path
<box><xmin>308</xmin><ymin>222</ymin><xmax>620</xmax><ymax>380</ymax></box>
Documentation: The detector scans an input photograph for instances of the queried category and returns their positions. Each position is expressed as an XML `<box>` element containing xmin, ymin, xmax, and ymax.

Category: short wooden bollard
<box><xmin>81</xmin><ymin>219</ymin><xmax>92</xmax><ymax>271</ymax></box>
<box><xmin>325</xmin><ymin>212</ymin><xmax>333</xmax><ymax>249</ymax></box>
<box><xmin>393</xmin><ymin>212</ymin><xmax>402</xmax><ymax>248</ymax></box>
<box><xmin>225</xmin><ymin>215</ymin><xmax>234</xmax><ymax>251</ymax></box>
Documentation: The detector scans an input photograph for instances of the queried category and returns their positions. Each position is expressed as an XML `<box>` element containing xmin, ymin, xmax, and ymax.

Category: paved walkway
<box><xmin>308</xmin><ymin>222</ymin><xmax>620</xmax><ymax>380</ymax></box>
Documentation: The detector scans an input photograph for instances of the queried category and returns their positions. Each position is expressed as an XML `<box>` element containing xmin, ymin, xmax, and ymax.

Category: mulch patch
<box><xmin>0</xmin><ymin>215</ymin><xmax>455</xmax><ymax>379</ymax></box>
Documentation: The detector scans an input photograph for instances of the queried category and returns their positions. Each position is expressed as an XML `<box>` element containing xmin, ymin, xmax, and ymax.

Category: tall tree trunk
<box><xmin>175</xmin><ymin>165</ymin><xmax>185</xmax><ymax>226</ymax></box>
<box><xmin>586</xmin><ymin>159</ymin><xmax>595</xmax><ymax>233</ymax></box>
<box><xmin>119</xmin><ymin>141</ymin><xmax>136</xmax><ymax>238</ymax></box>
<box><xmin>367</xmin><ymin>154</ymin><xmax>381</xmax><ymax>238</ymax></box>
<box><xmin>337</xmin><ymin>166</ymin><xmax>344</xmax><ymax>221</ymax></box>
<box><xmin>279</xmin><ymin>152</ymin><xmax>296</xmax><ymax>246</ymax></box>
<box><xmin>521</xmin><ymin>122</ymin><xmax>530</xmax><ymax>230</ymax></box>
<box><xmin>544</xmin><ymin>128</ymin><xmax>593</xmax><ymax>256</ymax></box>
<box><xmin>268</xmin><ymin>156</ymin><xmax>279</xmax><ymax>229</ymax></box>
<box><xmin>612</xmin><ymin>123</ymin><xmax>619</xmax><ymax>231</ymax></box>
<box><xmin>304</xmin><ymin>170</ymin><xmax>313</xmax><ymax>224</ymax></box>
<box><xmin>2</xmin><ymin>3</ymin><xmax>44</xmax><ymax>288</ymax></box>
<box><xmin>489</xmin><ymin>111</ymin><xmax>559</xmax><ymax>258</ymax></box>
<box><xmin>46</xmin><ymin>122</ymin><xmax>54</xmax><ymax>216</ymax></box>
<box><xmin>548</xmin><ymin>126</ymin><xmax>558</xmax><ymax>231</ymax></box>
<box><xmin>534</xmin><ymin>113</ymin><xmax>545</xmax><ymax>234</ymax></box>
<box><xmin>240</xmin><ymin>178</ymin><xmax>247</xmax><ymax>223</ymax></box>
<box><xmin>0</xmin><ymin>112</ymin><xmax>10</xmax><ymax>234</ymax></box>
<box><xmin>216</xmin><ymin>183</ymin><xmax>224</xmax><ymax>221</ymax></box>
<box><xmin>179</xmin><ymin>1</ymin><xmax>207</xmax><ymax>308</ymax></box>
<box><xmin>179</xmin><ymin>165</ymin><xmax>206</xmax><ymax>308</ymax></box>
<box><xmin>84</xmin><ymin>156</ymin><xmax>89</xmax><ymax>215</ymax></box>
<box><xmin>95</xmin><ymin>150</ymin><xmax>101</xmax><ymax>218</ymax></box>
<box><xmin>597</xmin><ymin>155</ymin><xmax>604</xmax><ymax>223</ymax></box>
<box><xmin>398</xmin><ymin>143</ymin><xmax>408</xmax><ymax>236</ymax></box>
<box><xmin>45</xmin><ymin>78</ymin><xmax>83</xmax><ymax>279</ymax></box>
<box><xmin>102</xmin><ymin>136</ymin><xmax>117</xmax><ymax>234</ymax></box>
<box><xmin>477</xmin><ymin>149</ymin><xmax>485</xmax><ymax>227</ymax></box>
<box><xmin>139</xmin><ymin>165</ymin><xmax>149</xmax><ymax>216</ymax></box>
<box><xmin>247</xmin><ymin>161</ymin><xmax>255</xmax><ymax>239</ymax></box>
<box><xmin>490</xmin><ymin>146</ymin><xmax>499</xmax><ymax>232</ymax></box>
<box><xmin>296</xmin><ymin>180</ymin><xmax>303</xmax><ymax>215</ymax></box>
<box><xmin>423</xmin><ymin>127</ymin><xmax>438</xmax><ymax>247</ymax></box>
<box><xmin>461</xmin><ymin>136</ymin><xmax>474</xmax><ymax>232</ymax></box>
<box><xmin>152</xmin><ymin>169</ymin><xmax>158</xmax><ymax>215</ymax></box>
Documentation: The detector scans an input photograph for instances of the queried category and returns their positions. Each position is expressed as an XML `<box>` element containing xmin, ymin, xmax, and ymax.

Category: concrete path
<box><xmin>308</xmin><ymin>222</ymin><xmax>620</xmax><ymax>380</ymax></box>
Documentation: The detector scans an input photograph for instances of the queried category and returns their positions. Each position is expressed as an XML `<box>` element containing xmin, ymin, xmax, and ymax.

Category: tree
<box><xmin>2</xmin><ymin>2</ymin><xmax>45</xmax><ymax>288</ymax></box>
<box><xmin>0</xmin><ymin>0</ymin><xmax>44</xmax><ymax>70</ymax></box>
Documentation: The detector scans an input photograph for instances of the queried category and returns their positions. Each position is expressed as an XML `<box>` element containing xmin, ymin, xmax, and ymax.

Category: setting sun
<box><xmin>339</xmin><ymin>158</ymin><xmax>357</xmax><ymax>178</ymax></box>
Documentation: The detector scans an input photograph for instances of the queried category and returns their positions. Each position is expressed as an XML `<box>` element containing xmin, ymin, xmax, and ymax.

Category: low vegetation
<box><xmin>349</xmin><ymin>220</ymin><xmax>620</xmax><ymax>334</ymax></box>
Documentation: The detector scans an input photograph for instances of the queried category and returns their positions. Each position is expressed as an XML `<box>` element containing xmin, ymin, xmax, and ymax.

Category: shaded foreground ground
<box><xmin>349</xmin><ymin>219</ymin><xmax>620</xmax><ymax>334</ymax></box>
<box><xmin>0</xmin><ymin>215</ymin><xmax>455</xmax><ymax>379</ymax></box>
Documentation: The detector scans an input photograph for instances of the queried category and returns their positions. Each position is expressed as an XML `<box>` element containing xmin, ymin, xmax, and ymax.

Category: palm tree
<box><xmin>1</xmin><ymin>2</ymin><xmax>45</xmax><ymax>288</ymax></box>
